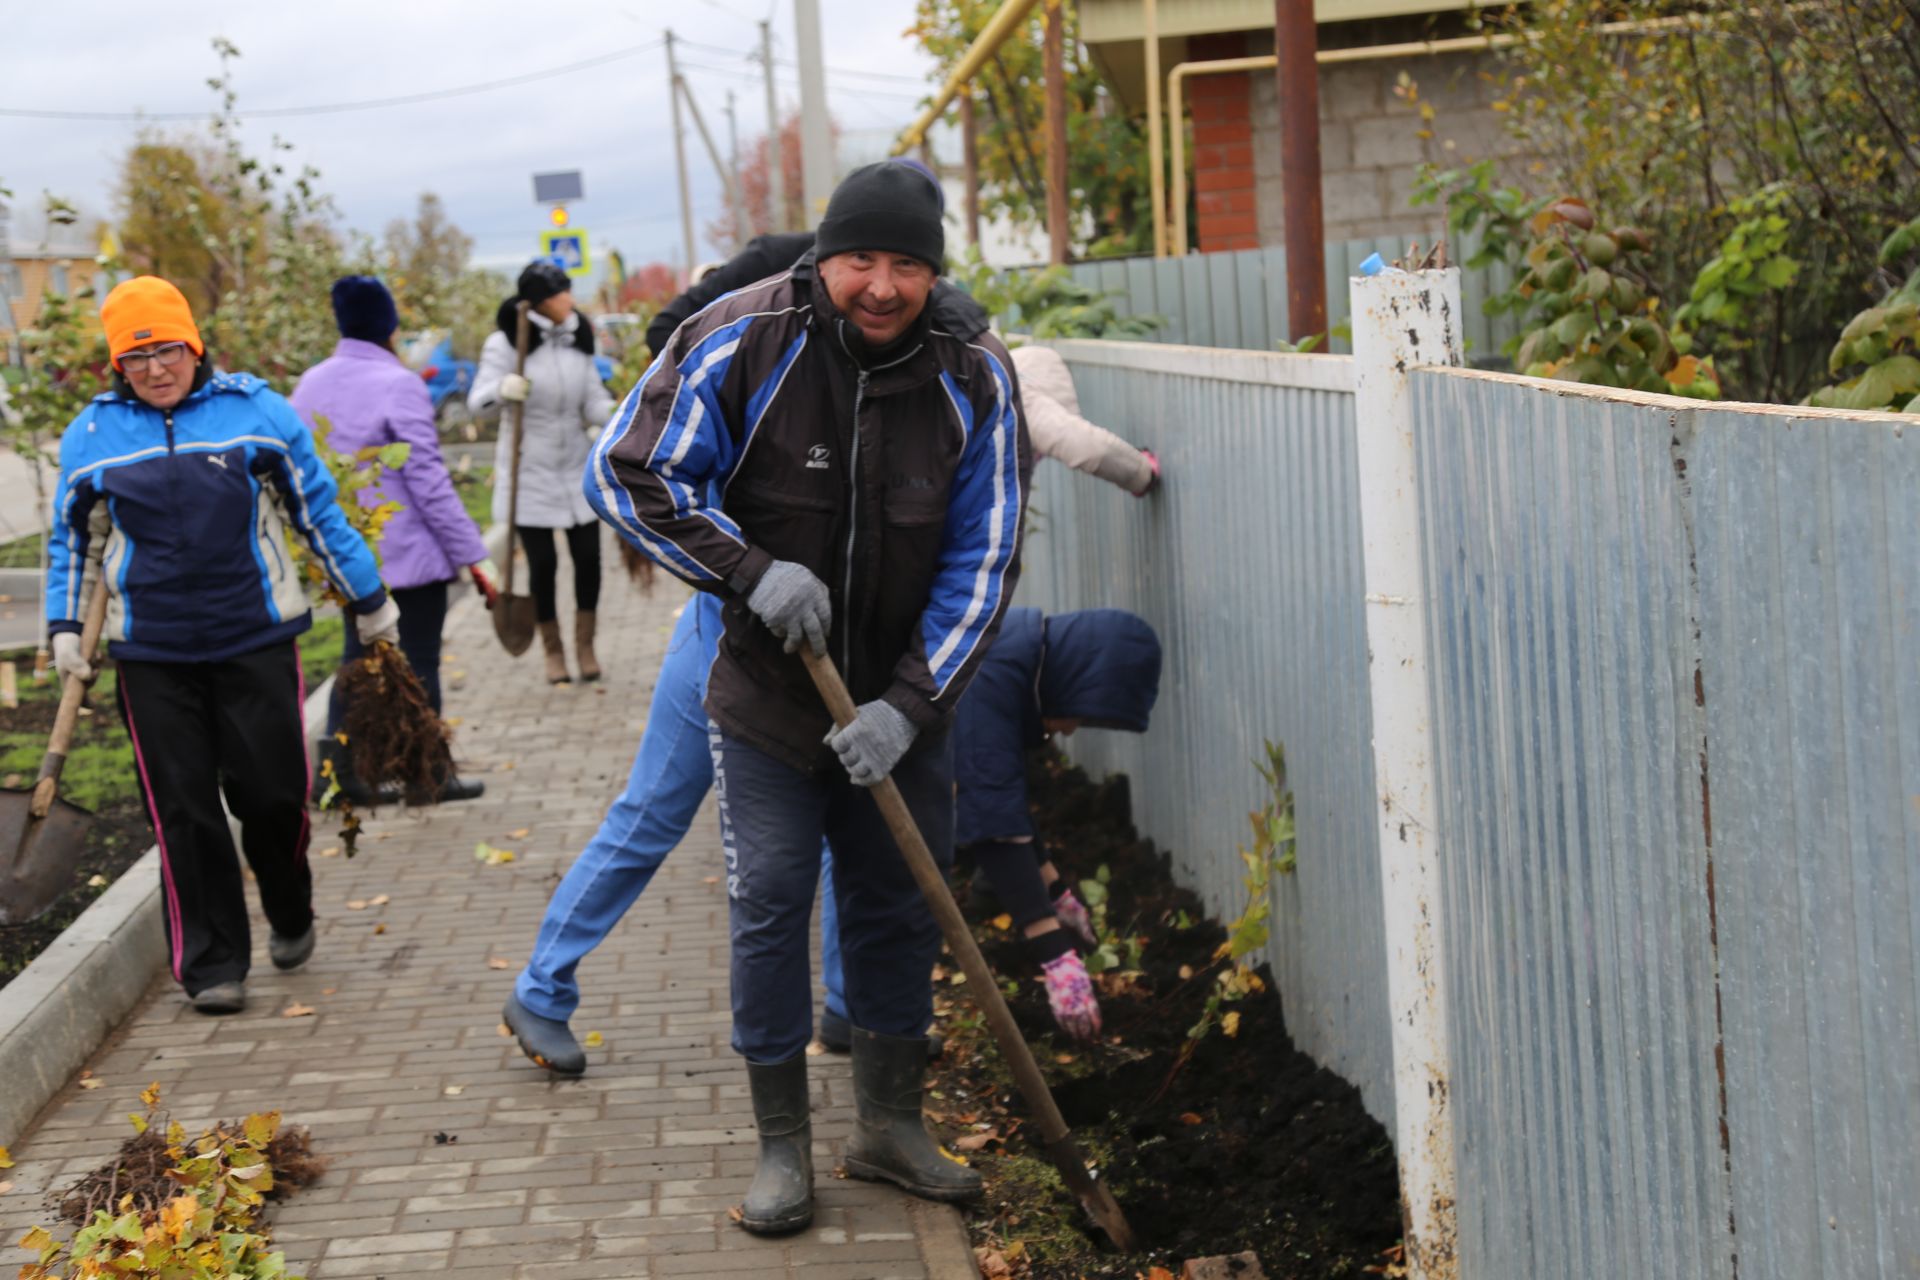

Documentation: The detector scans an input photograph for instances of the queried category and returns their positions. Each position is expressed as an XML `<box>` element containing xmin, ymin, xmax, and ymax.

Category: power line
<box><xmin>676</xmin><ymin>58</ymin><xmax>926</xmax><ymax>102</ymax></box>
<box><xmin>672</xmin><ymin>35</ymin><xmax>932</xmax><ymax>86</ymax></box>
<box><xmin>0</xmin><ymin>39</ymin><xmax>662</xmax><ymax>122</ymax></box>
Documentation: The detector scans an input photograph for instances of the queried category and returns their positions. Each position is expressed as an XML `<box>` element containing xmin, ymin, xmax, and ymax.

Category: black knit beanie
<box><xmin>518</xmin><ymin>260</ymin><xmax>572</xmax><ymax>306</ymax></box>
<box><xmin>815</xmin><ymin>160</ymin><xmax>945</xmax><ymax>274</ymax></box>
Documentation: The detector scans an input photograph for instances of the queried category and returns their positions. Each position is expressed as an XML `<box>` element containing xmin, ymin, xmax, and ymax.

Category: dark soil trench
<box><xmin>929</xmin><ymin>755</ymin><xmax>1402</xmax><ymax>1279</ymax></box>
<box><xmin>0</xmin><ymin>682</ymin><xmax>150</xmax><ymax>990</ymax></box>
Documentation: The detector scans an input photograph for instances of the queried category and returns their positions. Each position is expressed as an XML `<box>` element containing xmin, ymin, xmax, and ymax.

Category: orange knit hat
<box><xmin>101</xmin><ymin>277</ymin><xmax>204</xmax><ymax>368</ymax></box>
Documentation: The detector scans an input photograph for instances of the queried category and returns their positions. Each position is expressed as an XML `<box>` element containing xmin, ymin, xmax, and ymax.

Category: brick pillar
<box><xmin>1188</xmin><ymin>32</ymin><xmax>1258</xmax><ymax>253</ymax></box>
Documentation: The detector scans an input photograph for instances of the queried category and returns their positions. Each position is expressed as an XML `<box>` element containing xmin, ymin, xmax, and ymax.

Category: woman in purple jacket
<box><xmin>290</xmin><ymin>276</ymin><xmax>497</xmax><ymax>804</ymax></box>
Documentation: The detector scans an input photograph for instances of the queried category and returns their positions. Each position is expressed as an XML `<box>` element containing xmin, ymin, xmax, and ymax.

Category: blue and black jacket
<box><xmin>46</xmin><ymin>366</ymin><xmax>387</xmax><ymax>663</ymax></box>
<box><xmin>589</xmin><ymin>250</ymin><xmax>1031</xmax><ymax>773</ymax></box>
<box><xmin>954</xmin><ymin>607</ymin><xmax>1163</xmax><ymax>846</ymax></box>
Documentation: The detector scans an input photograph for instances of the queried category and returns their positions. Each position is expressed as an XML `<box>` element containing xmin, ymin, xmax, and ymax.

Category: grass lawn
<box><xmin>0</xmin><ymin>533</ymin><xmax>44</xmax><ymax>570</ymax></box>
<box><xmin>451</xmin><ymin>462</ymin><xmax>494</xmax><ymax>529</ymax></box>
<box><xmin>0</xmin><ymin>663</ymin><xmax>134</xmax><ymax>813</ymax></box>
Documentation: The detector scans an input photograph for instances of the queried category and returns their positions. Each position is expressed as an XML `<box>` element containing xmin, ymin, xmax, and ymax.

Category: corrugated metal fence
<box><xmin>1024</xmin><ymin>339</ymin><xmax>1919</xmax><ymax>1278</ymax></box>
<box><xmin>1017</xmin><ymin>341</ymin><xmax>1397</xmax><ymax>1127</ymax></box>
<box><xmin>1045</xmin><ymin>240</ymin><xmax>1521</xmax><ymax>358</ymax></box>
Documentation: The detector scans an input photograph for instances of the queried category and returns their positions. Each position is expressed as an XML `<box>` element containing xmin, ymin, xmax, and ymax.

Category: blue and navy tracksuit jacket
<box><xmin>46</xmin><ymin>368</ymin><xmax>387</xmax><ymax>663</ymax></box>
<box><xmin>587</xmin><ymin>251</ymin><xmax>1032</xmax><ymax>774</ymax></box>
<box><xmin>953</xmin><ymin>607</ymin><xmax>1163</xmax><ymax>847</ymax></box>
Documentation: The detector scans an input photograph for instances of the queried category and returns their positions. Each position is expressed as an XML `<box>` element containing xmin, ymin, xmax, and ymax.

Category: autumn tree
<box><xmin>705</xmin><ymin>112</ymin><xmax>820</xmax><ymax>251</ymax></box>
<box><xmin>910</xmin><ymin>0</ymin><xmax>1151</xmax><ymax>258</ymax></box>
<box><xmin>376</xmin><ymin>192</ymin><xmax>502</xmax><ymax>359</ymax></box>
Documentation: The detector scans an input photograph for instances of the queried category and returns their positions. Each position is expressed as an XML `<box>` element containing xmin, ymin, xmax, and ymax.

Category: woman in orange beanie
<box><xmin>45</xmin><ymin>276</ymin><xmax>399</xmax><ymax>1015</ymax></box>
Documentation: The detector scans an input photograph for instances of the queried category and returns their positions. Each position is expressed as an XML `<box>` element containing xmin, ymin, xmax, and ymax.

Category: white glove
<box><xmin>746</xmin><ymin>560</ymin><xmax>832</xmax><ymax>656</ymax></box>
<box><xmin>499</xmin><ymin>373</ymin><xmax>531</xmax><ymax>403</ymax></box>
<box><xmin>51</xmin><ymin>632</ymin><xmax>95</xmax><ymax>684</ymax></box>
<box><xmin>355</xmin><ymin>597</ymin><xmax>401</xmax><ymax>648</ymax></box>
<box><xmin>825</xmin><ymin>700</ymin><xmax>918</xmax><ymax>787</ymax></box>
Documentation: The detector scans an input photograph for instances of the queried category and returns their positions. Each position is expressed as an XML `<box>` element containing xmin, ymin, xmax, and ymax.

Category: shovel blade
<box><xmin>492</xmin><ymin>593</ymin><xmax>537</xmax><ymax>657</ymax></box>
<box><xmin>0</xmin><ymin>788</ymin><xmax>95</xmax><ymax>926</ymax></box>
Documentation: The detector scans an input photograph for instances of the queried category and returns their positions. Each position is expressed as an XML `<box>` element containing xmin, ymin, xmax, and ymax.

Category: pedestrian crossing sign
<box><xmin>540</xmin><ymin>230</ymin><xmax>591</xmax><ymax>277</ymax></box>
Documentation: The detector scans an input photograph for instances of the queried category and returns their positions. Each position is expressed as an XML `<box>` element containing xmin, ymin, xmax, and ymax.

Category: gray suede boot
<box><xmin>845</xmin><ymin>1026</ymin><xmax>982</xmax><ymax>1202</ymax></box>
<box><xmin>739</xmin><ymin>1055</ymin><xmax>814</xmax><ymax>1234</ymax></box>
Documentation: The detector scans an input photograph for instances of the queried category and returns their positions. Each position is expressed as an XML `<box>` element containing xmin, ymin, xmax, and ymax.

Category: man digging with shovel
<box><xmin>588</xmin><ymin>160</ymin><xmax>1031</xmax><ymax>1234</ymax></box>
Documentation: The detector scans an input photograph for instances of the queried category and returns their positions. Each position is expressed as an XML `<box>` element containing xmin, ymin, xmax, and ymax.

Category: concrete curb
<box><xmin>910</xmin><ymin>1200</ymin><xmax>981</xmax><ymax>1280</ymax></box>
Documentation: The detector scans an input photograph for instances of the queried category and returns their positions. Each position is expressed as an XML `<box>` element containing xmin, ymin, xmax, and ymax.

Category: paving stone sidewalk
<box><xmin>0</xmin><ymin>552</ymin><xmax>975</xmax><ymax>1279</ymax></box>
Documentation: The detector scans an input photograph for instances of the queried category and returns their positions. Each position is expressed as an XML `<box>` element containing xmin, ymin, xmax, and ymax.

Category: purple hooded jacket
<box><xmin>289</xmin><ymin>339</ymin><xmax>489</xmax><ymax>590</ymax></box>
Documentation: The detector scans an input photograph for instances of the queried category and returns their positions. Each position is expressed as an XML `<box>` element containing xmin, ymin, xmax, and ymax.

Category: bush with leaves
<box><xmin>1507</xmin><ymin>197</ymin><xmax>1719</xmax><ymax>397</ymax></box>
<box><xmin>1806</xmin><ymin>216</ymin><xmax>1920</xmax><ymax>413</ymax></box>
<box><xmin>950</xmin><ymin>248</ymin><xmax>1162</xmax><ymax>340</ymax></box>
<box><xmin>1474</xmin><ymin>0</ymin><xmax>1920</xmax><ymax>403</ymax></box>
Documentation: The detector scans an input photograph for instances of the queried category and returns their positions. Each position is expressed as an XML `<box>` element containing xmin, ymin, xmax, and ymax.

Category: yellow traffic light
<box><xmin>550</xmin><ymin>205</ymin><xmax>570</xmax><ymax>228</ymax></box>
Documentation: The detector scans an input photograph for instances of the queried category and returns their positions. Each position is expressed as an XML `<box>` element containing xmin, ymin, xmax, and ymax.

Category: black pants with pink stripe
<box><xmin>117</xmin><ymin>641</ymin><xmax>314</xmax><ymax>996</ymax></box>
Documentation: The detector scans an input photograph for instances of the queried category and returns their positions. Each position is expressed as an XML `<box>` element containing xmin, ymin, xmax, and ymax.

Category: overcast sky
<box><xmin>0</xmin><ymin>0</ymin><xmax>938</xmax><ymax>283</ymax></box>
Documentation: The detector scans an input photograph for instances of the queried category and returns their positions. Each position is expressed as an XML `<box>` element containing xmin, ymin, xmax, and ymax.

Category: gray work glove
<box><xmin>355</xmin><ymin>596</ymin><xmax>402</xmax><ymax>648</ymax></box>
<box><xmin>826</xmin><ymin>700</ymin><xmax>917</xmax><ymax>787</ymax></box>
<box><xmin>746</xmin><ymin>560</ymin><xmax>832</xmax><ymax>655</ymax></box>
<box><xmin>51</xmin><ymin>631</ymin><xmax>95</xmax><ymax>684</ymax></box>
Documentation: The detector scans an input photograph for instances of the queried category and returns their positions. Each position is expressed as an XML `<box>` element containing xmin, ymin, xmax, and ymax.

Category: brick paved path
<box><xmin>0</xmin><ymin>545</ymin><xmax>973</xmax><ymax>1279</ymax></box>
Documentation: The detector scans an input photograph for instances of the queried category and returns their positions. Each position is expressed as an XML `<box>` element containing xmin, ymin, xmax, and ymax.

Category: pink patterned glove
<box><xmin>1134</xmin><ymin>447</ymin><xmax>1161</xmax><ymax>496</ymax></box>
<box><xmin>1052</xmin><ymin>888</ymin><xmax>1097</xmax><ymax>947</ymax></box>
<box><xmin>1041</xmin><ymin>952</ymin><xmax>1102</xmax><ymax>1040</ymax></box>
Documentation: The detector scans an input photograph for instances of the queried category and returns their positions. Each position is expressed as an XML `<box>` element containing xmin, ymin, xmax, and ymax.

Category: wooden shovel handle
<box><xmin>502</xmin><ymin>301</ymin><xmax>532</xmax><ymax>597</ymax></box>
<box><xmin>797</xmin><ymin>648</ymin><xmax>1136</xmax><ymax>1251</ymax></box>
<box><xmin>31</xmin><ymin>576</ymin><xmax>110</xmax><ymax>817</ymax></box>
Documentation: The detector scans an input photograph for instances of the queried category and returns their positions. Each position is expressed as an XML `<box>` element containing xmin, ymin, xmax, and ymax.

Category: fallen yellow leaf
<box><xmin>583</xmin><ymin>1031</ymin><xmax>605</xmax><ymax>1048</ymax></box>
<box><xmin>318</xmin><ymin>846</ymin><xmax>340</xmax><ymax>858</ymax></box>
<box><xmin>989</xmin><ymin>914</ymin><xmax>1013</xmax><ymax>931</ymax></box>
<box><xmin>283</xmin><ymin>1003</ymin><xmax>315</xmax><ymax>1019</ymax></box>
<box><xmin>443</xmin><ymin>1085</ymin><xmax>465</xmax><ymax>1097</ymax></box>
<box><xmin>373</xmin><ymin>923</ymin><xmax>388</xmax><ymax>934</ymax></box>
<box><xmin>509</xmin><ymin>828</ymin><xmax>530</xmax><ymax>840</ymax></box>
<box><xmin>497</xmin><ymin>1023</ymin><xmax>512</xmax><ymax>1038</ymax></box>
<box><xmin>0</xmin><ymin>1180</ymin><xmax>13</xmax><ymax>1195</ymax></box>
<box><xmin>486</xmin><ymin>957</ymin><xmax>511</xmax><ymax>970</ymax></box>
<box><xmin>444</xmin><ymin>716</ymin><xmax>464</xmax><ymax>727</ymax></box>
<box><xmin>78</xmin><ymin>1079</ymin><xmax>102</xmax><ymax>1090</ymax></box>
<box><xmin>954</xmin><ymin>1132</ymin><xmax>994</xmax><ymax>1152</ymax></box>
<box><xmin>346</xmin><ymin>899</ymin><xmax>368</xmax><ymax>911</ymax></box>
<box><xmin>1222</xmin><ymin>1010</ymin><xmax>1241</xmax><ymax>1038</ymax></box>
<box><xmin>0</xmin><ymin>1145</ymin><xmax>13</xmax><ymax>1168</ymax></box>
<box><xmin>369</xmin><ymin>894</ymin><xmax>391</xmax><ymax>907</ymax></box>
<box><xmin>86</xmin><ymin>874</ymin><xmax>107</xmax><ymax>888</ymax></box>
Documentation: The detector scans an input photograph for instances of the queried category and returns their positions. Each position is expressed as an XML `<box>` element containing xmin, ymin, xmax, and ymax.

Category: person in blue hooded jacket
<box><xmin>950</xmin><ymin>606</ymin><xmax>1162</xmax><ymax>1040</ymax></box>
<box><xmin>44</xmin><ymin>276</ymin><xmax>398</xmax><ymax>1016</ymax></box>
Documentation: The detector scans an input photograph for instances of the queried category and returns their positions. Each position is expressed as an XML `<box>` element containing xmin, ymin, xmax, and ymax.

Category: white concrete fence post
<box><xmin>1351</xmin><ymin>266</ymin><xmax>1464</xmax><ymax>1279</ymax></box>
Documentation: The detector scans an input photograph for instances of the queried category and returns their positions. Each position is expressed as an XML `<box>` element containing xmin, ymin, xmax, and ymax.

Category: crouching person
<box><xmin>588</xmin><ymin>160</ymin><xmax>1030</xmax><ymax>1233</ymax></box>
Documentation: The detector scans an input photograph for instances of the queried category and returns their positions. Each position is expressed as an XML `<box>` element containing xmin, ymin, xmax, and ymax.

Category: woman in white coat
<box><xmin>470</xmin><ymin>261</ymin><xmax>616</xmax><ymax>683</ymax></box>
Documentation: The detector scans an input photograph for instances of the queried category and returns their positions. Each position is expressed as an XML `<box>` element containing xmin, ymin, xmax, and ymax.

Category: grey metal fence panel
<box><xmin>1030</xmin><ymin>240</ymin><xmax>1518</xmax><ymax>357</ymax></box>
<box><xmin>1411</xmin><ymin>371</ymin><xmax>1731</xmax><ymax>1279</ymax></box>
<box><xmin>1020</xmin><ymin>341</ymin><xmax>1396</xmax><ymax>1126</ymax></box>
<box><xmin>1688</xmin><ymin>404</ymin><xmax>1920</xmax><ymax>1280</ymax></box>
<box><xmin>1411</xmin><ymin>370</ymin><xmax>1920</xmax><ymax>1279</ymax></box>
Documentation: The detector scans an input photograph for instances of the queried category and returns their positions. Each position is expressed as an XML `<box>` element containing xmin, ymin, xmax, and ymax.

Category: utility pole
<box><xmin>665</xmin><ymin>30</ymin><xmax>696</xmax><ymax>280</ymax></box>
<box><xmin>1274</xmin><ymin>0</ymin><xmax>1326</xmax><ymax>336</ymax></box>
<box><xmin>681</xmin><ymin>75</ymin><xmax>749</xmax><ymax>251</ymax></box>
<box><xmin>960</xmin><ymin>88</ymin><xmax>981</xmax><ymax>249</ymax></box>
<box><xmin>793</xmin><ymin>0</ymin><xmax>835</xmax><ymax>222</ymax></box>
<box><xmin>1043</xmin><ymin>0</ymin><xmax>1070</xmax><ymax>265</ymax></box>
<box><xmin>760</xmin><ymin>19</ymin><xmax>785</xmax><ymax>232</ymax></box>
<box><xmin>725</xmin><ymin>89</ymin><xmax>740</xmax><ymax>179</ymax></box>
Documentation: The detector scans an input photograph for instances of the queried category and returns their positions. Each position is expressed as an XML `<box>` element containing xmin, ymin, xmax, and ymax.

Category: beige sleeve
<box><xmin>1024</xmin><ymin>389</ymin><xmax>1154</xmax><ymax>496</ymax></box>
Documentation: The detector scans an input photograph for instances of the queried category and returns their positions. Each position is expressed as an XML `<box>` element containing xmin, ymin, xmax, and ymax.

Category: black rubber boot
<box><xmin>502</xmin><ymin>994</ymin><xmax>586</xmax><ymax>1076</ymax></box>
<box><xmin>739</xmin><ymin>1055</ymin><xmax>813</xmax><ymax>1235</ymax></box>
<box><xmin>845</xmin><ymin>1026</ymin><xmax>982</xmax><ymax>1202</ymax></box>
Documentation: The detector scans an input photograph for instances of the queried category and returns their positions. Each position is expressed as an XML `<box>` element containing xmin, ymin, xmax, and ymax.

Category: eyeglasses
<box><xmin>119</xmin><ymin>342</ymin><xmax>192</xmax><ymax>376</ymax></box>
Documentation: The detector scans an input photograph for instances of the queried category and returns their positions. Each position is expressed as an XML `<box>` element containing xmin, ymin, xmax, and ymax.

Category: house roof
<box><xmin>1082</xmin><ymin>0</ymin><xmax>1473</xmax><ymax>44</ymax></box>
<box><xmin>1081</xmin><ymin>0</ymin><xmax>1478</xmax><ymax>109</ymax></box>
